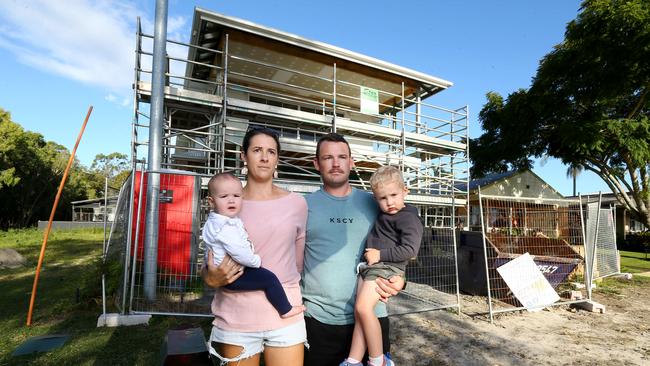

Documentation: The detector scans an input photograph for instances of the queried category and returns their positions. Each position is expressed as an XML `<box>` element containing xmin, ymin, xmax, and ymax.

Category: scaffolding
<box><xmin>115</xmin><ymin>9</ymin><xmax>469</xmax><ymax>317</ymax></box>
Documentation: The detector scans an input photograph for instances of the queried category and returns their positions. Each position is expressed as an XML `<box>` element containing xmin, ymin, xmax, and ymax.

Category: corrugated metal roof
<box><xmin>461</xmin><ymin>170</ymin><xmax>520</xmax><ymax>192</ymax></box>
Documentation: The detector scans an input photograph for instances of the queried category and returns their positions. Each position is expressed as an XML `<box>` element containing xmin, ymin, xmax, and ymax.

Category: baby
<box><xmin>202</xmin><ymin>172</ymin><xmax>303</xmax><ymax>318</ymax></box>
<box><xmin>340</xmin><ymin>166</ymin><xmax>423</xmax><ymax>366</ymax></box>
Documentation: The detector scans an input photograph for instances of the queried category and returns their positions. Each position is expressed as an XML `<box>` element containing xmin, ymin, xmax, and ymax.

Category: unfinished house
<box><xmin>111</xmin><ymin>8</ymin><xmax>469</xmax><ymax>316</ymax></box>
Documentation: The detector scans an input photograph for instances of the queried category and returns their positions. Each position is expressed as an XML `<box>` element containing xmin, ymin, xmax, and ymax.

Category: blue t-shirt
<box><xmin>302</xmin><ymin>187</ymin><xmax>387</xmax><ymax>325</ymax></box>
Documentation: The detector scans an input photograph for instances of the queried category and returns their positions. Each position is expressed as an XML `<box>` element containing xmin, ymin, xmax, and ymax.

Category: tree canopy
<box><xmin>0</xmin><ymin>108</ymin><xmax>130</xmax><ymax>229</ymax></box>
<box><xmin>471</xmin><ymin>0</ymin><xmax>650</xmax><ymax>228</ymax></box>
<box><xmin>0</xmin><ymin>109</ymin><xmax>86</xmax><ymax>228</ymax></box>
<box><xmin>86</xmin><ymin>152</ymin><xmax>130</xmax><ymax>199</ymax></box>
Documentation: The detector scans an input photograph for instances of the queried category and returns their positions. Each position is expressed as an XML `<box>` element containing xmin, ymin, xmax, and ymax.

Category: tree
<box><xmin>86</xmin><ymin>152</ymin><xmax>130</xmax><ymax>198</ymax></box>
<box><xmin>566</xmin><ymin>163</ymin><xmax>584</xmax><ymax>197</ymax></box>
<box><xmin>471</xmin><ymin>0</ymin><xmax>650</xmax><ymax>228</ymax></box>
<box><xmin>0</xmin><ymin>108</ymin><xmax>87</xmax><ymax>228</ymax></box>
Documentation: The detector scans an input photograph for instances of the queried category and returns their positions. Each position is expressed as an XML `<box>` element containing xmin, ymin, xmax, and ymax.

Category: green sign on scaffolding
<box><xmin>360</xmin><ymin>86</ymin><xmax>379</xmax><ymax>115</ymax></box>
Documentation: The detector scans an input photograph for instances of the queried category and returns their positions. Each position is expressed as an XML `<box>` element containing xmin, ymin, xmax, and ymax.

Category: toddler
<box><xmin>340</xmin><ymin>166</ymin><xmax>423</xmax><ymax>366</ymax></box>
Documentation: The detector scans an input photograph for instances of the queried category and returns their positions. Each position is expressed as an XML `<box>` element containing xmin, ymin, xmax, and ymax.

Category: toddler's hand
<box><xmin>364</xmin><ymin>248</ymin><xmax>380</xmax><ymax>265</ymax></box>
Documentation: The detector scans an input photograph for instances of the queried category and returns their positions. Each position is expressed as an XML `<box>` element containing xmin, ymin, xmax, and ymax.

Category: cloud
<box><xmin>104</xmin><ymin>92</ymin><xmax>130</xmax><ymax>108</ymax></box>
<box><xmin>0</xmin><ymin>0</ymin><xmax>189</xmax><ymax>98</ymax></box>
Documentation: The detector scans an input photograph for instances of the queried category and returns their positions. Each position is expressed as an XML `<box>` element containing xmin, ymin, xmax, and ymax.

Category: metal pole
<box><xmin>130</xmin><ymin>165</ymin><xmax>147</xmax><ymax>312</ymax></box>
<box><xmin>122</xmin><ymin>18</ymin><xmax>142</xmax><ymax>314</ymax></box>
<box><xmin>478</xmin><ymin>187</ymin><xmax>494</xmax><ymax>323</ymax></box>
<box><xmin>451</xmin><ymin>196</ymin><xmax>462</xmax><ymax>316</ymax></box>
<box><xmin>578</xmin><ymin>193</ymin><xmax>588</xmax><ymax>299</ymax></box>
<box><xmin>122</xmin><ymin>167</ymin><xmax>137</xmax><ymax>313</ymax></box>
<box><xmin>588</xmin><ymin>192</ymin><xmax>603</xmax><ymax>299</ymax></box>
<box><xmin>220</xmin><ymin>34</ymin><xmax>229</xmax><ymax>173</ymax></box>
<box><xmin>143</xmin><ymin>0</ymin><xmax>168</xmax><ymax>301</ymax></box>
<box><xmin>415</xmin><ymin>89</ymin><xmax>421</xmax><ymax>134</ymax></box>
<box><xmin>465</xmin><ymin>105</ymin><xmax>470</xmax><ymax>230</ymax></box>
<box><xmin>400</xmin><ymin>82</ymin><xmax>406</xmax><ymax>171</ymax></box>
<box><xmin>102</xmin><ymin>177</ymin><xmax>108</xmax><ymax>318</ymax></box>
<box><xmin>103</xmin><ymin>178</ymin><xmax>108</xmax><ymax>254</ymax></box>
<box><xmin>332</xmin><ymin>63</ymin><xmax>337</xmax><ymax>133</ymax></box>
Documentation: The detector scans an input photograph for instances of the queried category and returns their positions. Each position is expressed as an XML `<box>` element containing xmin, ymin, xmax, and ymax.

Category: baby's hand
<box><xmin>364</xmin><ymin>248</ymin><xmax>380</xmax><ymax>265</ymax></box>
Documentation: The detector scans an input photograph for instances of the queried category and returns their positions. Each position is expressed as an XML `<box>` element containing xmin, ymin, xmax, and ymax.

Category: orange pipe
<box><xmin>26</xmin><ymin>106</ymin><xmax>93</xmax><ymax>326</ymax></box>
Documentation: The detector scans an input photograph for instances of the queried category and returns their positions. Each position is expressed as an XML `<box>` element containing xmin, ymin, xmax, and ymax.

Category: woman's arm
<box><xmin>202</xmin><ymin>251</ymin><xmax>244</xmax><ymax>288</ymax></box>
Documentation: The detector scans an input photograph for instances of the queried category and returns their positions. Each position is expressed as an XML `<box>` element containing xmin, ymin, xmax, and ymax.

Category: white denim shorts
<box><xmin>208</xmin><ymin>319</ymin><xmax>307</xmax><ymax>364</ymax></box>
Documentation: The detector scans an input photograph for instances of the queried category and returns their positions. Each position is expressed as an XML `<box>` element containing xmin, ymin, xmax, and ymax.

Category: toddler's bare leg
<box><xmin>354</xmin><ymin>278</ymin><xmax>383</xmax><ymax>358</ymax></box>
<box><xmin>348</xmin><ymin>277</ymin><xmax>367</xmax><ymax>361</ymax></box>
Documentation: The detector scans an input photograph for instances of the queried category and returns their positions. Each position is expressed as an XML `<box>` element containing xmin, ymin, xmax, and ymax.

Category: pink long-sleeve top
<box><xmin>211</xmin><ymin>192</ymin><xmax>307</xmax><ymax>332</ymax></box>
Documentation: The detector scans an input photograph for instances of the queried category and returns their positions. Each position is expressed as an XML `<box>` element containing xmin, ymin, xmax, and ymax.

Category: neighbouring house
<box><xmin>567</xmin><ymin>192</ymin><xmax>649</xmax><ymax>240</ymax></box>
<box><xmin>457</xmin><ymin>169</ymin><xmax>565</xmax><ymax>230</ymax></box>
<box><xmin>71</xmin><ymin>197</ymin><xmax>118</xmax><ymax>222</ymax></box>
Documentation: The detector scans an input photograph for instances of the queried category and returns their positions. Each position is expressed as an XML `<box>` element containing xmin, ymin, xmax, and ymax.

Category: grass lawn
<box><xmin>619</xmin><ymin>250</ymin><xmax>650</xmax><ymax>273</ymax></box>
<box><xmin>0</xmin><ymin>228</ymin><xmax>211</xmax><ymax>366</ymax></box>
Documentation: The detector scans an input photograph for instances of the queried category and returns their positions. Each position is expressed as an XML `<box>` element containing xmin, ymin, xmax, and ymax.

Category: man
<box><xmin>302</xmin><ymin>133</ymin><xmax>403</xmax><ymax>366</ymax></box>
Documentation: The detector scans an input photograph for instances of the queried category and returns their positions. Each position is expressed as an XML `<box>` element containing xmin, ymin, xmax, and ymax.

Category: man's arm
<box><xmin>202</xmin><ymin>250</ymin><xmax>244</xmax><ymax>288</ymax></box>
<box><xmin>375</xmin><ymin>275</ymin><xmax>405</xmax><ymax>303</ymax></box>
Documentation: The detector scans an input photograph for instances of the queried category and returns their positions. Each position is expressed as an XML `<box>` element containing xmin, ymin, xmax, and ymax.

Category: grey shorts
<box><xmin>359</xmin><ymin>263</ymin><xmax>404</xmax><ymax>281</ymax></box>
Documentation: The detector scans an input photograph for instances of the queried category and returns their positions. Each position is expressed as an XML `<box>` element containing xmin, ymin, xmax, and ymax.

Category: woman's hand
<box><xmin>364</xmin><ymin>248</ymin><xmax>380</xmax><ymax>265</ymax></box>
<box><xmin>375</xmin><ymin>275</ymin><xmax>404</xmax><ymax>303</ymax></box>
<box><xmin>202</xmin><ymin>251</ymin><xmax>244</xmax><ymax>288</ymax></box>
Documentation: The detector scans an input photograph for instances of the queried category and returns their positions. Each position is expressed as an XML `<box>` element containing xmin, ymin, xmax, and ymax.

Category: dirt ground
<box><xmin>390</xmin><ymin>277</ymin><xmax>650</xmax><ymax>366</ymax></box>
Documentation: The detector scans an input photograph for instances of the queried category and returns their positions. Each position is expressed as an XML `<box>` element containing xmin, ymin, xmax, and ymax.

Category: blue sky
<box><xmin>0</xmin><ymin>0</ymin><xmax>610</xmax><ymax>195</ymax></box>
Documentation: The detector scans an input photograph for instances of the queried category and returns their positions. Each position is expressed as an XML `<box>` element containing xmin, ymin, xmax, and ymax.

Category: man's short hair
<box><xmin>207</xmin><ymin>172</ymin><xmax>240</xmax><ymax>196</ymax></box>
<box><xmin>369</xmin><ymin>165</ymin><xmax>405</xmax><ymax>190</ymax></box>
<box><xmin>315</xmin><ymin>133</ymin><xmax>351</xmax><ymax>159</ymax></box>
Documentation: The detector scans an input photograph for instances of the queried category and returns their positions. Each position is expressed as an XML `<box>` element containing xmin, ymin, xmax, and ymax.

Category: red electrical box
<box><xmin>131</xmin><ymin>171</ymin><xmax>201</xmax><ymax>283</ymax></box>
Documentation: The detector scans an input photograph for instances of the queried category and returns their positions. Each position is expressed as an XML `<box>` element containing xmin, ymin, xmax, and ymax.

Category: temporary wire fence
<box><xmin>477</xmin><ymin>192</ymin><xmax>587</xmax><ymax>322</ymax></box>
<box><xmin>390</xmin><ymin>205</ymin><xmax>460</xmax><ymax>315</ymax></box>
<box><xmin>105</xmin><ymin>168</ymin><xmax>462</xmax><ymax>318</ymax></box>
<box><xmin>594</xmin><ymin>207</ymin><xmax>619</xmax><ymax>279</ymax></box>
<box><xmin>103</xmin><ymin>171</ymin><xmax>133</xmax><ymax>314</ymax></box>
<box><xmin>128</xmin><ymin>170</ymin><xmax>209</xmax><ymax>316</ymax></box>
<box><xmin>583</xmin><ymin>194</ymin><xmax>620</xmax><ymax>284</ymax></box>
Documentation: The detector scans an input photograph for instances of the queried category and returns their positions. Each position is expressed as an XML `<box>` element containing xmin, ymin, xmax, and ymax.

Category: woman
<box><xmin>203</xmin><ymin>127</ymin><xmax>307</xmax><ymax>366</ymax></box>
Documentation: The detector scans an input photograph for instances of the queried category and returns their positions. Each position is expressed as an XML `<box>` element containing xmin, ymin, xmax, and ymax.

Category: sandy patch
<box><xmin>390</xmin><ymin>281</ymin><xmax>650</xmax><ymax>365</ymax></box>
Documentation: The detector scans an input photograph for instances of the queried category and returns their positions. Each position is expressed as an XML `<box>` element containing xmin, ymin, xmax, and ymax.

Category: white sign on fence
<box><xmin>496</xmin><ymin>252</ymin><xmax>560</xmax><ymax>311</ymax></box>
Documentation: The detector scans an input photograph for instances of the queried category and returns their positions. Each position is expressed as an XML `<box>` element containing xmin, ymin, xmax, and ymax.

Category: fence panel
<box><xmin>390</xmin><ymin>205</ymin><xmax>460</xmax><ymax>314</ymax></box>
<box><xmin>478</xmin><ymin>193</ymin><xmax>587</xmax><ymax>320</ymax></box>
<box><xmin>129</xmin><ymin>171</ymin><xmax>210</xmax><ymax>316</ymax></box>
<box><xmin>584</xmin><ymin>201</ymin><xmax>620</xmax><ymax>280</ymax></box>
<box><xmin>595</xmin><ymin>207</ymin><xmax>619</xmax><ymax>278</ymax></box>
<box><xmin>103</xmin><ymin>171</ymin><xmax>133</xmax><ymax>313</ymax></box>
<box><xmin>119</xmin><ymin>171</ymin><xmax>461</xmax><ymax>317</ymax></box>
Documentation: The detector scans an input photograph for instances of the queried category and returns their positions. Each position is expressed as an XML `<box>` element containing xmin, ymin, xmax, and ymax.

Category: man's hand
<box><xmin>375</xmin><ymin>275</ymin><xmax>404</xmax><ymax>303</ymax></box>
<box><xmin>202</xmin><ymin>251</ymin><xmax>244</xmax><ymax>288</ymax></box>
<box><xmin>364</xmin><ymin>248</ymin><xmax>380</xmax><ymax>265</ymax></box>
